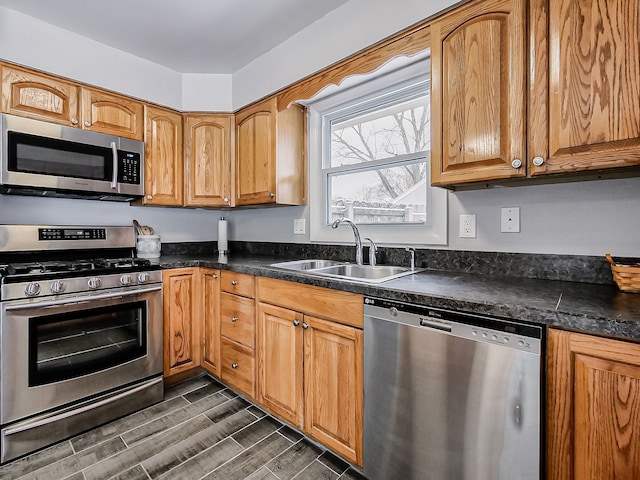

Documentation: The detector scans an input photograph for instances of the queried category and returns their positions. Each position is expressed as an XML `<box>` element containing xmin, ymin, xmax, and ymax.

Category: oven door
<box><xmin>0</xmin><ymin>285</ymin><xmax>162</xmax><ymax>425</ymax></box>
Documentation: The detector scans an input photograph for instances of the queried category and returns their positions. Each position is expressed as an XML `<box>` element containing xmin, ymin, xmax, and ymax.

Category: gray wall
<box><xmin>226</xmin><ymin>177</ymin><xmax>640</xmax><ymax>257</ymax></box>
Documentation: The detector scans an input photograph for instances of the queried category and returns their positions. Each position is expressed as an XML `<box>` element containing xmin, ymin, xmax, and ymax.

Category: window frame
<box><xmin>306</xmin><ymin>55</ymin><xmax>448</xmax><ymax>246</ymax></box>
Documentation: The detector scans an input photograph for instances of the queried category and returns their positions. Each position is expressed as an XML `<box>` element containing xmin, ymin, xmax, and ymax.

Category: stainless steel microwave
<box><xmin>0</xmin><ymin>114</ymin><xmax>144</xmax><ymax>201</ymax></box>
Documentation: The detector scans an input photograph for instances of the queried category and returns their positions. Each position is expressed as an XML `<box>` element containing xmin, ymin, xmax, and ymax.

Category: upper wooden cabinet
<box><xmin>81</xmin><ymin>87</ymin><xmax>144</xmax><ymax>140</ymax></box>
<box><xmin>529</xmin><ymin>0</ymin><xmax>640</xmax><ymax>176</ymax></box>
<box><xmin>1</xmin><ymin>64</ymin><xmax>143</xmax><ymax>140</ymax></box>
<box><xmin>430</xmin><ymin>0</ymin><xmax>527</xmax><ymax>186</ymax></box>
<box><xmin>235</xmin><ymin>97</ymin><xmax>306</xmax><ymax>206</ymax></box>
<box><xmin>144</xmin><ymin>105</ymin><xmax>184</xmax><ymax>206</ymax></box>
<box><xmin>184</xmin><ymin>114</ymin><xmax>233</xmax><ymax>207</ymax></box>
<box><xmin>1</xmin><ymin>65</ymin><xmax>80</xmax><ymax>126</ymax></box>
<box><xmin>547</xmin><ymin>328</ymin><xmax>640</xmax><ymax>480</ymax></box>
<box><xmin>431</xmin><ymin>0</ymin><xmax>640</xmax><ymax>187</ymax></box>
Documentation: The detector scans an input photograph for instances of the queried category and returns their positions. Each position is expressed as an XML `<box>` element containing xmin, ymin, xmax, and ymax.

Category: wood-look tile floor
<box><xmin>0</xmin><ymin>376</ymin><xmax>367</xmax><ymax>480</ymax></box>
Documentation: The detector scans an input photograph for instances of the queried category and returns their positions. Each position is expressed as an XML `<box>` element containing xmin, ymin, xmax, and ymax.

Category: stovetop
<box><xmin>0</xmin><ymin>257</ymin><xmax>159</xmax><ymax>282</ymax></box>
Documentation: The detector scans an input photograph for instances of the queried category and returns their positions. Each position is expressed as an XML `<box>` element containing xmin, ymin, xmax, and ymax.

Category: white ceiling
<box><xmin>0</xmin><ymin>0</ymin><xmax>349</xmax><ymax>73</ymax></box>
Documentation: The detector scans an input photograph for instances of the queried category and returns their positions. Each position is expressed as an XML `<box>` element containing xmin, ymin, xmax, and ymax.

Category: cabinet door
<box><xmin>201</xmin><ymin>269</ymin><xmax>220</xmax><ymax>377</ymax></box>
<box><xmin>162</xmin><ymin>268</ymin><xmax>201</xmax><ymax>377</ymax></box>
<box><xmin>529</xmin><ymin>0</ymin><xmax>640</xmax><ymax>175</ymax></box>
<box><xmin>547</xmin><ymin>329</ymin><xmax>640</xmax><ymax>480</ymax></box>
<box><xmin>235</xmin><ymin>98</ymin><xmax>276</xmax><ymax>205</ymax></box>
<box><xmin>430</xmin><ymin>0</ymin><xmax>526</xmax><ymax>186</ymax></box>
<box><xmin>184</xmin><ymin>114</ymin><xmax>233</xmax><ymax>207</ymax></box>
<box><xmin>1</xmin><ymin>65</ymin><xmax>80</xmax><ymax>126</ymax></box>
<box><xmin>143</xmin><ymin>105</ymin><xmax>184</xmax><ymax>206</ymax></box>
<box><xmin>81</xmin><ymin>87</ymin><xmax>144</xmax><ymax>140</ymax></box>
<box><xmin>257</xmin><ymin>302</ymin><xmax>304</xmax><ymax>428</ymax></box>
<box><xmin>304</xmin><ymin>315</ymin><xmax>363</xmax><ymax>466</ymax></box>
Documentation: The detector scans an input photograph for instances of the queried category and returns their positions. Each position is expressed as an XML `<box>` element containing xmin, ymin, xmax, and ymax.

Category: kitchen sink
<box><xmin>270</xmin><ymin>259</ymin><xmax>347</xmax><ymax>270</ymax></box>
<box><xmin>270</xmin><ymin>260</ymin><xmax>420</xmax><ymax>283</ymax></box>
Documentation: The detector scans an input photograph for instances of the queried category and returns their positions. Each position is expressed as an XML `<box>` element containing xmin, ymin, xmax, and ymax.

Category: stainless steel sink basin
<box><xmin>313</xmin><ymin>264</ymin><xmax>418</xmax><ymax>283</ymax></box>
<box><xmin>270</xmin><ymin>259</ymin><xmax>420</xmax><ymax>283</ymax></box>
<box><xmin>270</xmin><ymin>259</ymin><xmax>347</xmax><ymax>271</ymax></box>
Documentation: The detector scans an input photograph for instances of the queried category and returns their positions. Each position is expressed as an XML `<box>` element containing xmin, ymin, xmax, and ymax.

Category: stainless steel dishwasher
<box><xmin>364</xmin><ymin>297</ymin><xmax>543</xmax><ymax>480</ymax></box>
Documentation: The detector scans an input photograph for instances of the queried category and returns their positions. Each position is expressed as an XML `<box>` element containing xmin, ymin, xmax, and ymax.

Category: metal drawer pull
<box><xmin>211</xmin><ymin>274</ymin><xmax>218</xmax><ymax>279</ymax></box>
<box><xmin>231</xmin><ymin>316</ymin><xmax>238</xmax><ymax>322</ymax></box>
<box><xmin>231</xmin><ymin>280</ymin><xmax>237</xmax><ymax>286</ymax></box>
<box><xmin>293</xmin><ymin>320</ymin><xmax>300</xmax><ymax>327</ymax></box>
<box><xmin>302</xmin><ymin>322</ymin><xmax>309</xmax><ymax>330</ymax></box>
<box><xmin>231</xmin><ymin>363</ymin><xmax>239</xmax><ymax>369</ymax></box>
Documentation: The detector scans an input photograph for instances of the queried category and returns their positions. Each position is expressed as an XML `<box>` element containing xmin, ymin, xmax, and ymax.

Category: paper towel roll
<box><xmin>218</xmin><ymin>217</ymin><xmax>228</xmax><ymax>253</ymax></box>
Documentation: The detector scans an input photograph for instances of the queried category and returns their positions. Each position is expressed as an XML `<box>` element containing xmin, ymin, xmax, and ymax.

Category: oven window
<box><xmin>28</xmin><ymin>301</ymin><xmax>147</xmax><ymax>386</ymax></box>
<box><xmin>9</xmin><ymin>131</ymin><xmax>111</xmax><ymax>181</ymax></box>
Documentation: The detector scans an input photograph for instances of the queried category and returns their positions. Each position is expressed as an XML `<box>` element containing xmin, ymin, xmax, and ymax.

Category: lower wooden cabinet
<box><xmin>201</xmin><ymin>268</ymin><xmax>220</xmax><ymax>377</ymax></box>
<box><xmin>162</xmin><ymin>268</ymin><xmax>201</xmax><ymax>377</ymax></box>
<box><xmin>547</xmin><ymin>328</ymin><xmax>640</xmax><ymax>480</ymax></box>
<box><xmin>256</xmin><ymin>277</ymin><xmax>364</xmax><ymax>466</ymax></box>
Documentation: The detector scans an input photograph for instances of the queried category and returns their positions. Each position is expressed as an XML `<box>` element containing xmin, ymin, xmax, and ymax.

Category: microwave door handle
<box><xmin>110</xmin><ymin>141</ymin><xmax>118</xmax><ymax>189</ymax></box>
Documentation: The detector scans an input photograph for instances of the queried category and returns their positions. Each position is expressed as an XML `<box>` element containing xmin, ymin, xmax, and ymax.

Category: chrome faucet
<box><xmin>364</xmin><ymin>237</ymin><xmax>378</xmax><ymax>266</ymax></box>
<box><xmin>405</xmin><ymin>247</ymin><xmax>416</xmax><ymax>270</ymax></box>
<box><xmin>331</xmin><ymin>218</ymin><xmax>363</xmax><ymax>265</ymax></box>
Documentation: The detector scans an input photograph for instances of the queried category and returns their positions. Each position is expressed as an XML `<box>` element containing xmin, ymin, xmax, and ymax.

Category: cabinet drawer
<box><xmin>220</xmin><ymin>292</ymin><xmax>255</xmax><ymax>348</ymax></box>
<box><xmin>220</xmin><ymin>271</ymin><xmax>255</xmax><ymax>298</ymax></box>
<box><xmin>221</xmin><ymin>338</ymin><xmax>255</xmax><ymax>399</ymax></box>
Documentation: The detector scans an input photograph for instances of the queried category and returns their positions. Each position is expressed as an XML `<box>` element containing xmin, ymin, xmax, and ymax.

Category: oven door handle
<box><xmin>3</xmin><ymin>285</ymin><xmax>162</xmax><ymax>311</ymax></box>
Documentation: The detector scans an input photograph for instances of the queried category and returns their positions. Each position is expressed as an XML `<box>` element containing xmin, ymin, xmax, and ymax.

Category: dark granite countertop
<box><xmin>154</xmin><ymin>253</ymin><xmax>640</xmax><ymax>342</ymax></box>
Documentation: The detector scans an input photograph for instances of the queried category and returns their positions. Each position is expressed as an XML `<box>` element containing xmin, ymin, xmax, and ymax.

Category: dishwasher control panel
<box><xmin>364</xmin><ymin>297</ymin><xmax>542</xmax><ymax>355</ymax></box>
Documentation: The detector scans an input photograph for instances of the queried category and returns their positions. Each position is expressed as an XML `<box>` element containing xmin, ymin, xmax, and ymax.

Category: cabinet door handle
<box><xmin>231</xmin><ymin>280</ymin><xmax>237</xmax><ymax>286</ymax></box>
<box><xmin>293</xmin><ymin>320</ymin><xmax>300</xmax><ymax>327</ymax></box>
<box><xmin>511</xmin><ymin>159</ymin><xmax>522</xmax><ymax>169</ymax></box>
<box><xmin>84</xmin><ymin>121</ymin><xmax>91</xmax><ymax>127</ymax></box>
<box><xmin>532</xmin><ymin>156</ymin><xmax>545</xmax><ymax>167</ymax></box>
<box><xmin>302</xmin><ymin>322</ymin><xmax>309</xmax><ymax>330</ymax></box>
<box><xmin>211</xmin><ymin>274</ymin><xmax>218</xmax><ymax>279</ymax></box>
<box><xmin>231</xmin><ymin>316</ymin><xmax>238</xmax><ymax>323</ymax></box>
<box><xmin>223</xmin><ymin>197</ymin><xmax>229</xmax><ymax>203</ymax></box>
<box><xmin>71</xmin><ymin>118</ymin><xmax>79</xmax><ymax>125</ymax></box>
<box><xmin>231</xmin><ymin>363</ymin><xmax>239</xmax><ymax>369</ymax></box>
<box><xmin>269</xmin><ymin>192</ymin><xmax>275</xmax><ymax>198</ymax></box>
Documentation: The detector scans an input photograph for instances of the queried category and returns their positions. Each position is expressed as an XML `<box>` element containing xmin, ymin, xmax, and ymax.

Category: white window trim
<box><xmin>305</xmin><ymin>56</ymin><xmax>448</xmax><ymax>247</ymax></box>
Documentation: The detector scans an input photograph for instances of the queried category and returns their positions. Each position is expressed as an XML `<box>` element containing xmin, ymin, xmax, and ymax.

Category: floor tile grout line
<box><xmin>265</xmin><ymin>464</ymin><xmax>284</xmax><ymax>480</ymax></box>
<box><xmin>71</xmin><ymin>390</ymin><xmax>215</xmax><ymax>454</ymax></box>
<box><xmin>122</xmin><ymin>392</ymin><xmax>237</xmax><ymax>449</ymax></box>
<box><xmin>76</xmin><ymin>409</ymin><xmax>219</xmax><ymax>479</ymax></box>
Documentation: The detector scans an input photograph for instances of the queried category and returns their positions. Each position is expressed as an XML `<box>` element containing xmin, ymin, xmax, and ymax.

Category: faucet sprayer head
<box><xmin>331</xmin><ymin>219</ymin><xmax>342</xmax><ymax>229</ymax></box>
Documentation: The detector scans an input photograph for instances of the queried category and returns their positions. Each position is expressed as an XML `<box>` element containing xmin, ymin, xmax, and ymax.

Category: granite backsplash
<box><xmin>160</xmin><ymin>241</ymin><xmax>615</xmax><ymax>286</ymax></box>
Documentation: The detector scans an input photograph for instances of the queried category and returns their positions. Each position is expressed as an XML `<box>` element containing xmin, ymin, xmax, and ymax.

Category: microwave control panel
<box><xmin>118</xmin><ymin>152</ymin><xmax>141</xmax><ymax>185</ymax></box>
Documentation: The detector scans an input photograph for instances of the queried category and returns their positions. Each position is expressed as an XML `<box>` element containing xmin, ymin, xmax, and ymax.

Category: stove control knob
<box><xmin>120</xmin><ymin>274</ymin><xmax>133</xmax><ymax>286</ymax></box>
<box><xmin>50</xmin><ymin>280</ymin><xmax>66</xmax><ymax>294</ymax></box>
<box><xmin>24</xmin><ymin>282</ymin><xmax>41</xmax><ymax>297</ymax></box>
<box><xmin>138</xmin><ymin>272</ymin><xmax>150</xmax><ymax>283</ymax></box>
<box><xmin>87</xmin><ymin>277</ymin><xmax>101</xmax><ymax>289</ymax></box>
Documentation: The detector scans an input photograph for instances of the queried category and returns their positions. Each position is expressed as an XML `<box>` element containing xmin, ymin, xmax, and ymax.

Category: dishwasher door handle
<box><xmin>419</xmin><ymin>317</ymin><xmax>452</xmax><ymax>332</ymax></box>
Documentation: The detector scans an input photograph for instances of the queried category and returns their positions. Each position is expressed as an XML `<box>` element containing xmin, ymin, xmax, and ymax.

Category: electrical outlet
<box><xmin>500</xmin><ymin>207</ymin><xmax>520</xmax><ymax>233</ymax></box>
<box><xmin>293</xmin><ymin>218</ymin><xmax>306</xmax><ymax>235</ymax></box>
<box><xmin>459</xmin><ymin>214</ymin><xmax>476</xmax><ymax>238</ymax></box>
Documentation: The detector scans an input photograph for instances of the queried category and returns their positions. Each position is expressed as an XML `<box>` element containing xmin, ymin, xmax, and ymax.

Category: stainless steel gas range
<box><xmin>0</xmin><ymin>225</ymin><xmax>164</xmax><ymax>463</ymax></box>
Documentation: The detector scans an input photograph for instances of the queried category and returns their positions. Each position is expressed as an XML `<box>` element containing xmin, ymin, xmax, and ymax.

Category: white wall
<box><xmin>0</xmin><ymin>7</ymin><xmax>184</xmax><ymax>109</ymax></box>
<box><xmin>226</xmin><ymin>177</ymin><xmax>640</xmax><ymax>257</ymax></box>
<box><xmin>232</xmin><ymin>0</ymin><xmax>461</xmax><ymax>108</ymax></box>
<box><xmin>0</xmin><ymin>194</ymin><xmax>221</xmax><ymax>243</ymax></box>
<box><xmin>182</xmin><ymin>74</ymin><xmax>233</xmax><ymax>112</ymax></box>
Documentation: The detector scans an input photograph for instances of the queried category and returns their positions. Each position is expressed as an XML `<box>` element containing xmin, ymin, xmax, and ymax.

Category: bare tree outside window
<box><xmin>328</xmin><ymin>95</ymin><xmax>430</xmax><ymax>224</ymax></box>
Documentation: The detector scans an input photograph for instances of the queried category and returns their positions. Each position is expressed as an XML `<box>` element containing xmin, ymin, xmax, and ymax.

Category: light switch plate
<box><xmin>293</xmin><ymin>218</ymin><xmax>306</xmax><ymax>235</ymax></box>
<box><xmin>501</xmin><ymin>207</ymin><xmax>520</xmax><ymax>232</ymax></box>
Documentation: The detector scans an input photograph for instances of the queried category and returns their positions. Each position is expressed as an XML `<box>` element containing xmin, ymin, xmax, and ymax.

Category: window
<box><xmin>306</xmin><ymin>55</ymin><xmax>447</xmax><ymax>246</ymax></box>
